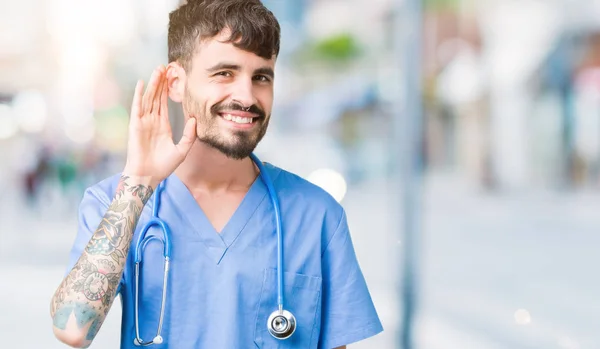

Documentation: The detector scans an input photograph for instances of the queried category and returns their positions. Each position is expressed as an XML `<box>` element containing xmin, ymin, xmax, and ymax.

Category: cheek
<box><xmin>186</xmin><ymin>78</ymin><xmax>223</xmax><ymax>103</ymax></box>
<box><xmin>186</xmin><ymin>90</ymin><xmax>211</xmax><ymax>113</ymax></box>
<box><xmin>256</xmin><ymin>89</ymin><xmax>274</xmax><ymax>112</ymax></box>
<box><xmin>204</xmin><ymin>86</ymin><xmax>231</xmax><ymax>108</ymax></box>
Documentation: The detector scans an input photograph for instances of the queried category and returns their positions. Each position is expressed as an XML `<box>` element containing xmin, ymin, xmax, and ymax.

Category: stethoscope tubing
<box><xmin>133</xmin><ymin>182</ymin><xmax>171</xmax><ymax>346</ymax></box>
<box><xmin>249</xmin><ymin>153</ymin><xmax>285</xmax><ymax>310</ymax></box>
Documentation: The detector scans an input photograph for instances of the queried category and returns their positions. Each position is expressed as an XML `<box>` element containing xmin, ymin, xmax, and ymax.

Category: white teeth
<box><xmin>222</xmin><ymin>114</ymin><xmax>253</xmax><ymax>124</ymax></box>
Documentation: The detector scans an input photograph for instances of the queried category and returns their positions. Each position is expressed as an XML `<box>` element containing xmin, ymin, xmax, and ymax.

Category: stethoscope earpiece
<box><xmin>267</xmin><ymin>309</ymin><xmax>296</xmax><ymax>340</ymax></box>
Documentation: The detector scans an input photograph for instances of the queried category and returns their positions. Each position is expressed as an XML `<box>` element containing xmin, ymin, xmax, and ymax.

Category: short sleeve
<box><xmin>65</xmin><ymin>186</ymin><xmax>125</xmax><ymax>293</ymax></box>
<box><xmin>319</xmin><ymin>210</ymin><xmax>383</xmax><ymax>348</ymax></box>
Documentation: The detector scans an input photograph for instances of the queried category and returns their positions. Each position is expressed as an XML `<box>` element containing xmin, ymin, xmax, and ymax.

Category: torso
<box><xmin>103</xmin><ymin>164</ymin><xmax>348</xmax><ymax>349</ymax></box>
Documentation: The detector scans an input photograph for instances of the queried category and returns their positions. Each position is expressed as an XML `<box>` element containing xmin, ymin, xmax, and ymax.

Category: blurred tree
<box><xmin>311</xmin><ymin>33</ymin><xmax>361</xmax><ymax>61</ymax></box>
<box><xmin>424</xmin><ymin>0</ymin><xmax>462</xmax><ymax>11</ymax></box>
<box><xmin>294</xmin><ymin>33</ymin><xmax>362</xmax><ymax>65</ymax></box>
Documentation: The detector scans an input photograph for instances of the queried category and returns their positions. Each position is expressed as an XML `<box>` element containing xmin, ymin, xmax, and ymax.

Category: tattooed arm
<box><xmin>50</xmin><ymin>175</ymin><xmax>154</xmax><ymax>348</ymax></box>
<box><xmin>50</xmin><ymin>66</ymin><xmax>196</xmax><ymax>347</ymax></box>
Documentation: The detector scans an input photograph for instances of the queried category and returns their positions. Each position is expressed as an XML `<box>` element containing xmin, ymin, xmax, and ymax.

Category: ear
<box><xmin>166</xmin><ymin>62</ymin><xmax>186</xmax><ymax>103</ymax></box>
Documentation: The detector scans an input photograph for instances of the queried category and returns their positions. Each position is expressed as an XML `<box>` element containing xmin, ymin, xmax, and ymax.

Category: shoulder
<box><xmin>265</xmin><ymin>162</ymin><xmax>345</xmax><ymax>228</ymax></box>
<box><xmin>80</xmin><ymin>172</ymin><xmax>123</xmax><ymax>207</ymax></box>
<box><xmin>266</xmin><ymin>163</ymin><xmax>341</xmax><ymax>209</ymax></box>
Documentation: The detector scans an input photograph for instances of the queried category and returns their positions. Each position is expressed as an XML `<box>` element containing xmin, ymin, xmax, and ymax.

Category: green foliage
<box><xmin>299</xmin><ymin>33</ymin><xmax>362</xmax><ymax>64</ymax></box>
<box><xmin>424</xmin><ymin>0</ymin><xmax>462</xmax><ymax>10</ymax></box>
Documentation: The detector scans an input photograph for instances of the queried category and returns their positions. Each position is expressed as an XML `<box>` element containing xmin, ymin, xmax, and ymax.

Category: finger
<box><xmin>159</xmin><ymin>72</ymin><xmax>169</xmax><ymax>118</ymax></box>
<box><xmin>152</xmin><ymin>71</ymin><xmax>165</xmax><ymax>115</ymax></box>
<box><xmin>176</xmin><ymin>118</ymin><xmax>197</xmax><ymax>156</ymax></box>
<box><xmin>131</xmin><ymin>80</ymin><xmax>144</xmax><ymax>119</ymax></box>
<box><xmin>142</xmin><ymin>68</ymin><xmax>162</xmax><ymax>116</ymax></box>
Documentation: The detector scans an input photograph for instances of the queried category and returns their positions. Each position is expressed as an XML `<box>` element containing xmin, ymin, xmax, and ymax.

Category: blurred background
<box><xmin>1</xmin><ymin>0</ymin><xmax>599</xmax><ymax>348</ymax></box>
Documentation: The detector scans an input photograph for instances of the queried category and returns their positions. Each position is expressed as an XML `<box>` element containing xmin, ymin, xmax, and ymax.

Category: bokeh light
<box><xmin>514</xmin><ymin>309</ymin><xmax>532</xmax><ymax>325</ymax></box>
<box><xmin>12</xmin><ymin>90</ymin><xmax>48</xmax><ymax>133</ymax></box>
<box><xmin>306</xmin><ymin>168</ymin><xmax>348</xmax><ymax>203</ymax></box>
<box><xmin>0</xmin><ymin>104</ymin><xmax>18</xmax><ymax>140</ymax></box>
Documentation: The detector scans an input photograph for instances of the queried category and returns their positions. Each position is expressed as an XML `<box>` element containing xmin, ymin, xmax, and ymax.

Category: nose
<box><xmin>230</xmin><ymin>79</ymin><xmax>256</xmax><ymax>108</ymax></box>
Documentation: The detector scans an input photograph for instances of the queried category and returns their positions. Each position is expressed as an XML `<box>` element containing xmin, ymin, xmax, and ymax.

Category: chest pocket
<box><xmin>254</xmin><ymin>269</ymin><xmax>322</xmax><ymax>349</ymax></box>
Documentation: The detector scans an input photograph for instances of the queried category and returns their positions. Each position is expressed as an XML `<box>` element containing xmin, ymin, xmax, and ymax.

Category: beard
<box><xmin>183</xmin><ymin>87</ymin><xmax>270</xmax><ymax>160</ymax></box>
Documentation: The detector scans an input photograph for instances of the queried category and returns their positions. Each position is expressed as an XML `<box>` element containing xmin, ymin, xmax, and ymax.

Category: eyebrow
<box><xmin>255</xmin><ymin>67</ymin><xmax>275</xmax><ymax>79</ymax></box>
<box><xmin>206</xmin><ymin>62</ymin><xmax>274</xmax><ymax>79</ymax></box>
<box><xmin>206</xmin><ymin>62</ymin><xmax>241</xmax><ymax>73</ymax></box>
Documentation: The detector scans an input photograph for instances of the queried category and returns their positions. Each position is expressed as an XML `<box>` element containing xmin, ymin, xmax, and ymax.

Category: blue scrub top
<box><xmin>67</xmin><ymin>162</ymin><xmax>383</xmax><ymax>348</ymax></box>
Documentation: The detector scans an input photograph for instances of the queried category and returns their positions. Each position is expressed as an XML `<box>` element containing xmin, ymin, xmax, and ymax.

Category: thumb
<box><xmin>176</xmin><ymin>118</ymin><xmax>197</xmax><ymax>157</ymax></box>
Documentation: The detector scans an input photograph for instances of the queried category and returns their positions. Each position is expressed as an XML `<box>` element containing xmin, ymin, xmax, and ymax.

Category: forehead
<box><xmin>191</xmin><ymin>30</ymin><xmax>276</xmax><ymax>71</ymax></box>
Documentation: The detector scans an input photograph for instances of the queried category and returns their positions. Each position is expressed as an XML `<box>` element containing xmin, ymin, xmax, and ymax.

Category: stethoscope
<box><xmin>132</xmin><ymin>153</ymin><xmax>296</xmax><ymax>346</ymax></box>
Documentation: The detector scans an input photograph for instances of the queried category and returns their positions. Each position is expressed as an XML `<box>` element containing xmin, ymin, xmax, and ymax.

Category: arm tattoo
<box><xmin>51</xmin><ymin>175</ymin><xmax>153</xmax><ymax>343</ymax></box>
<box><xmin>85</xmin><ymin>177</ymin><xmax>153</xmax><ymax>262</ymax></box>
<box><xmin>71</xmin><ymin>256</ymin><xmax>120</xmax><ymax>305</ymax></box>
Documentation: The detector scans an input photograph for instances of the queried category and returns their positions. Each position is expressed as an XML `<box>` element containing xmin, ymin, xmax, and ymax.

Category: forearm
<box><xmin>50</xmin><ymin>175</ymin><xmax>155</xmax><ymax>347</ymax></box>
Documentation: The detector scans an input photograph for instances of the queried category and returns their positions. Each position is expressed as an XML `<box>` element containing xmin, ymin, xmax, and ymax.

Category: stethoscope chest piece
<box><xmin>134</xmin><ymin>335</ymin><xmax>163</xmax><ymax>346</ymax></box>
<box><xmin>267</xmin><ymin>309</ymin><xmax>296</xmax><ymax>340</ymax></box>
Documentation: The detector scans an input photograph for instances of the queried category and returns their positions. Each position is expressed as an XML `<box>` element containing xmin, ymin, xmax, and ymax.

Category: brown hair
<box><xmin>168</xmin><ymin>0</ymin><xmax>281</xmax><ymax>71</ymax></box>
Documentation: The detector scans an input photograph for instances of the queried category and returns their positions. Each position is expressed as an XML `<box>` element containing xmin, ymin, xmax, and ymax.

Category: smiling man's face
<box><xmin>179</xmin><ymin>29</ymin><xmax>276</xmax><ymax>160</ymax></box>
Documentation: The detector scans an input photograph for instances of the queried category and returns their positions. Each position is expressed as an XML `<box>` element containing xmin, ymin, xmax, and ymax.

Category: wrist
<box><xmin>117</xmin><ymin>173</ymin><xmax>159</xmax><ymax>204</ymax></box>
<box><xmin>121</xmin><ymin>165</ymin><xmax>161</xmax><ymax>186</ymax></box>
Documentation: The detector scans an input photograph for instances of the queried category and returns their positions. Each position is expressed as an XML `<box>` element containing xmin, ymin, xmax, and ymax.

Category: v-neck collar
<box><xmin>166</xmin><ymin>172</ymin><xmax>268</xmax><ymax>264</ymax></box>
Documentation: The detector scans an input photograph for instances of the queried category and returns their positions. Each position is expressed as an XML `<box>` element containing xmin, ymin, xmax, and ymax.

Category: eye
<box><xmin>215</xmin><ymin>71</ymin><xmax>232</xmax><ymax>77</ymax></box>
<box><xmin>254</xmin><ymin>75</ymin><xmax>271</xmax><ymax>83</ymax></box>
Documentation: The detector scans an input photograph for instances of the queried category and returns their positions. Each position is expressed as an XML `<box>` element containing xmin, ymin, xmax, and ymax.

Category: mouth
<box><xmin>219</xmin><ymin>113</ymin><xmax>256</xmax><ymax>124</ymax></box>
<box><xmin>216</xmin><ymin>110</ymin><xmax>263</xmax><ymax>129</ymax></box>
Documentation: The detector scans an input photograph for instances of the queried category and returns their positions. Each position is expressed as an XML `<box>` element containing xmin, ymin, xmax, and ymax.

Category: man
<box><xmin>50</xmin><ymin>1</ymin><xmax>383</xmax><ymax>348</ymax></box>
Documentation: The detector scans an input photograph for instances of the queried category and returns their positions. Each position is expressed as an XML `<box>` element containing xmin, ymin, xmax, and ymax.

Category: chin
<box><xmin>199</xmin><ymin>136</ymin><xmax>258</xmax><ymax>160</ymax></box>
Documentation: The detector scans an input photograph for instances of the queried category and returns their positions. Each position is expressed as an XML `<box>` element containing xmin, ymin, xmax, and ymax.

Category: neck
<box><xmin>175</xmin><ymin>140</ymin><xmax>258</xmax><ymax>193</ymax></box>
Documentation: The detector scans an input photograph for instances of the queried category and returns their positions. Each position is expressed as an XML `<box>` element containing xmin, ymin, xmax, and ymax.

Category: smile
<box><xmin>221</xmin><ymin>113</ymin><xmax>254</xmax><ymax>124</ymax></box>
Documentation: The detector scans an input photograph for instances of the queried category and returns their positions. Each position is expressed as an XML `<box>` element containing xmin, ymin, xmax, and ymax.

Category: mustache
<box><xmin>211</xmin><ymin>102</ymin><xmax>266</xmax><ymax>119</ymax></box>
